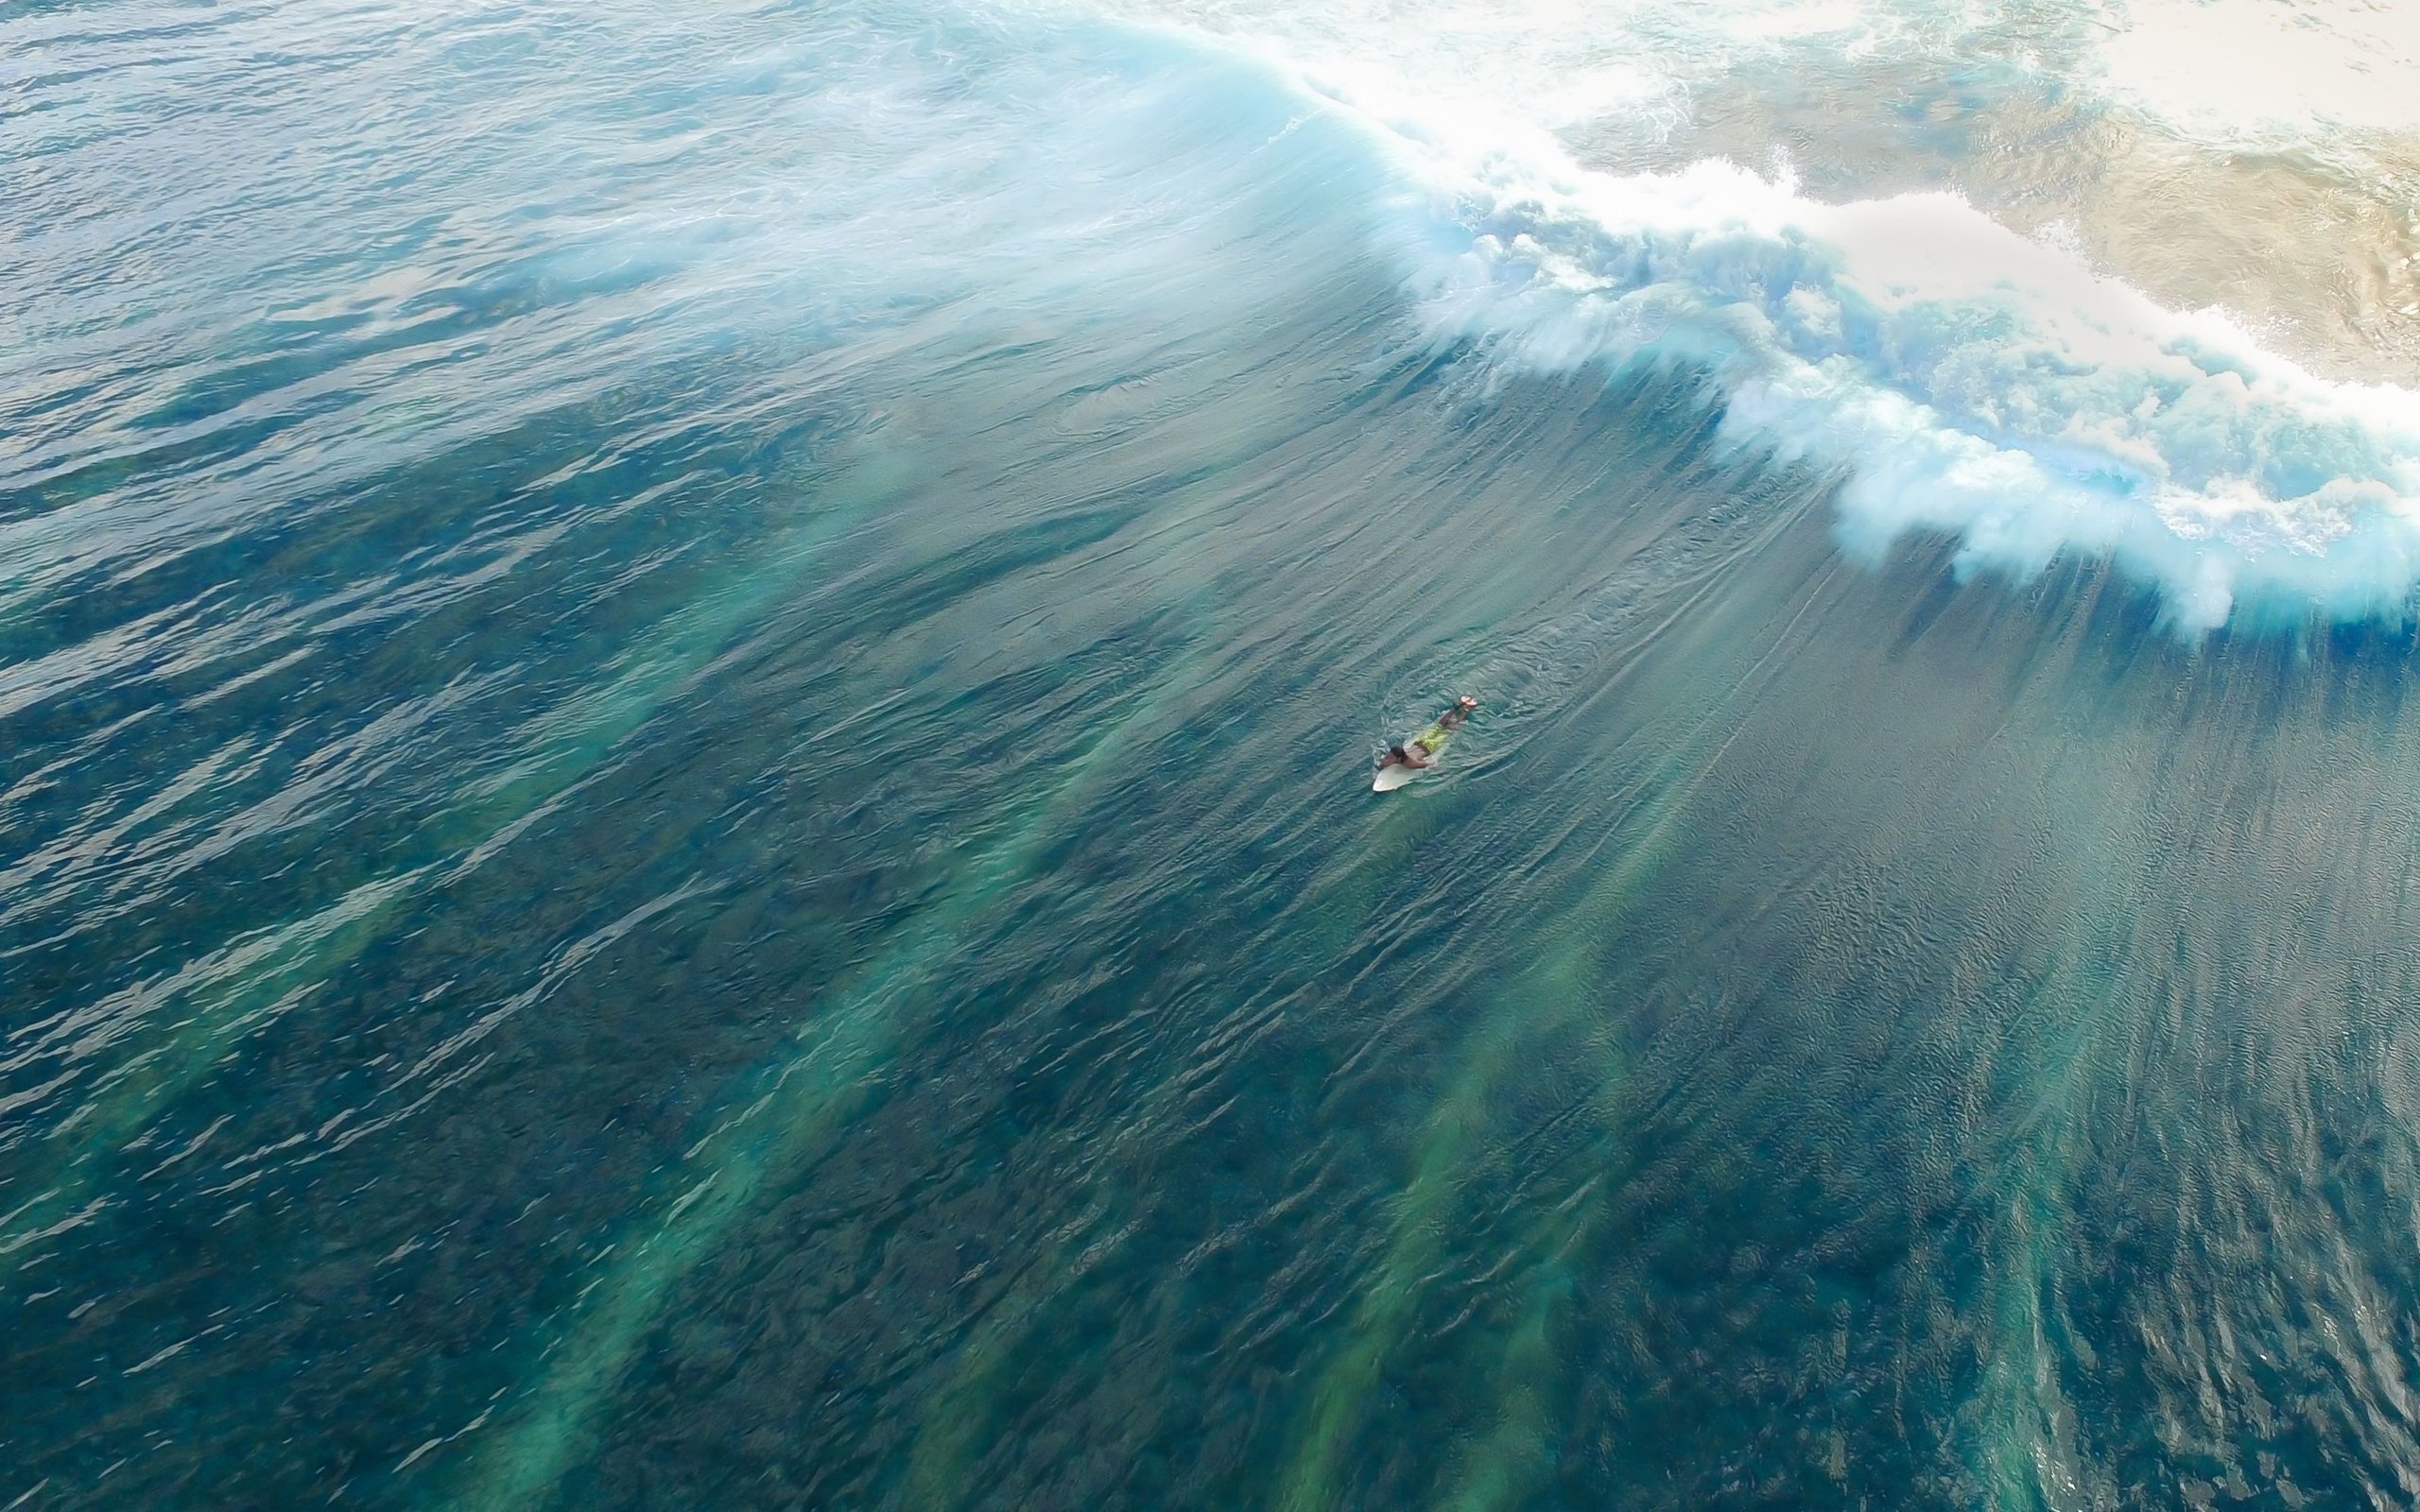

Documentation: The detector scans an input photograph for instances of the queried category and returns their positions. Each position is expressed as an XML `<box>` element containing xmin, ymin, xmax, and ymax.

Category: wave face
<box><xmin>15</xmin><ymin>2</ymin><xmax>2420</xmax><ymax>1511</ymax></box>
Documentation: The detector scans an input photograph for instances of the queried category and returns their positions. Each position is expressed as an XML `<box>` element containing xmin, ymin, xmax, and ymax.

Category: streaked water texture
<box><xmin>10</xmin><ymin>0</ymin><xmax>2420</xmax><ymax>1507</ymax></box>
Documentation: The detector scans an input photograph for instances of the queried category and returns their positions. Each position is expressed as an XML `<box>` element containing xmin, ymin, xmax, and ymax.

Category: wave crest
<box><xmin>1315</xmin><ymin>72</ymin><xmax>2420</xmax><ymax>630</ymax></box>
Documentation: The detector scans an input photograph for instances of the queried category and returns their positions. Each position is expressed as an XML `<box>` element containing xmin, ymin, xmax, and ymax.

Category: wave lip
<box><xmin>1303</xmin><ymin>66</ymin><xmax>2420</xmax><ymax>631</ymax></box>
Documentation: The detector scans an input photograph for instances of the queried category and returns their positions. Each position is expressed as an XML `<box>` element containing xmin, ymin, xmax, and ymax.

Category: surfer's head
<box><xmin>1457</xmin><ymin>696</ymin><xmax>1477</xmax><ymax>710</ymax></box>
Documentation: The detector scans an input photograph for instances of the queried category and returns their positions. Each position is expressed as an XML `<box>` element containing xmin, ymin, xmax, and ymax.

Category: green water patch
<box><xmin>451</xmin><ymin>614</ymin><xmax>1231</xmax><ymax>1509</ymax></box>
<box><xmin>889</xmin><ymin>760</ymin><xmax>1482</xmax><ymax>1511</ymax></box>
<box><xmin>1272</xmin><ymin>645</ymin><xmax>1789</xmax><ymax>1512</ymax></box>
<box><xmin>0</xmin><ymin>418</ymin><xmax>923</xmax><ymax>1282</ymax></box>
<box><xmin>436</xmin><ymin>376</ymin><xmax>1311</xmax><ymax>1506</ymax></box>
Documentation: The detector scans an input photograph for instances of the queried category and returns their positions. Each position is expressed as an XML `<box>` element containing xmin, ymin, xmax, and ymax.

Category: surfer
<box><xmin>1379</xmin><ymin>696</ymin><xmax>1478</xmax><ymax>772</ymax></box>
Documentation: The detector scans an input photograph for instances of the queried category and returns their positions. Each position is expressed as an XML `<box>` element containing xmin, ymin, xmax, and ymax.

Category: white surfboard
<box><xmin>1373</xmin><ymin>762</ymin><xmax>1425</xmax><ymax>793</ymax></box>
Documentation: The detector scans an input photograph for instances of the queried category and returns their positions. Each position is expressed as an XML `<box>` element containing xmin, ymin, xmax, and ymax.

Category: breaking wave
<box><xmin>1270</xmin><ymin>58</ymin><xmax>2420</xmax><ymax>630</ymax></box>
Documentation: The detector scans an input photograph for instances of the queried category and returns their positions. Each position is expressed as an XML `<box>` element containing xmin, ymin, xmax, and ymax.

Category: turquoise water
<box><xmin>12</xmin><ymin>0</ymin><xmax>2420</xmax><ymax>1506</ymax></box>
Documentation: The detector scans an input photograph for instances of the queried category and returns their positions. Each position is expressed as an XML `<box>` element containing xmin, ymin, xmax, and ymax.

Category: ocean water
<box><xmin>9</xmin><ymin>0</ymin><xmax>2420</xmax><ymax>1506</ymax></box>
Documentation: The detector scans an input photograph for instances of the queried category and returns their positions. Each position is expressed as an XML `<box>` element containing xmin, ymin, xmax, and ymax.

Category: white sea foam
<box><xmin>1273</xmin><ymin>63</ymin><xmax>2420</xmax><ymax>629</ymax></box>
<box><xmin>2095</xmin><ymin>0</ymin><xmax>2420</xmax><ymax>145</ymax></box>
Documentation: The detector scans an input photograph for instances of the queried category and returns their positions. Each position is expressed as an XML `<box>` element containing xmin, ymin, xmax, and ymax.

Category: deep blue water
<box><xmin>12</xmin><ymin>0</ymin><xmax>2420</xmax><ymax>1507</ymax></box>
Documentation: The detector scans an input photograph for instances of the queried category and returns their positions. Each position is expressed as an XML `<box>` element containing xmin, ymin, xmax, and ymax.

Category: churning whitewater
<box><xmin>1227</xmin><ymin>23</ymin><xmax>2420</xmax><ymax>632</ymax></box>
<box><xmin>10</xmin><ymin>0</ymin><xmax>2420</xmax><ymax>1508</ymax></box>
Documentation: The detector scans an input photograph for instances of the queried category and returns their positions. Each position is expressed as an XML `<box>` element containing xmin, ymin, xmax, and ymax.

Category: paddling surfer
<box><xmin>1379</xmin><ymin>695</ymin><xmax>1478</xmax><ymax>772</ymax></box>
